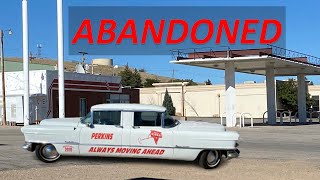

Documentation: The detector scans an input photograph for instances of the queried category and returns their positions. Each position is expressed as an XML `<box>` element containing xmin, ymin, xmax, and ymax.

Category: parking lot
<box><xmin>0</xmin><ymin>125</ymin><xmax>319</xmax><ymax>180</ymax></box>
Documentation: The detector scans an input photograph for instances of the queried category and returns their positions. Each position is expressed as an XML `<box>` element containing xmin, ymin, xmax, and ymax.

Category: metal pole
<box><xmin>35</xmin><ymin>105</ymin><xmax>38</xmax><ymax>122</ymax></box>
<box><xmin>57</xmin><ymin>0</ymin><xmax>65</xmax><ymax>118</ymax></box>
<box><xmin>91</xmin><ymin>60</ymin><xmax>93</xmax><ymax>74</ymax></box>
<box><xmin>22</xmin><ymin>0</ymin><xmax>29</xmax><ymax>126</ymax></box>
<box><xmin>0</xmin><ymin>30</ymin><xmax>7</xmax><ymax>126</ymax></box>
<box><xmin>218</xmin><ymin>94</ymin><xmax>221</xmax><ymax>117</ymax></box>
<box><xmin>181</xmin><ymin>83</ymin><xmax>185</xmax><ymax>117</ymax></box>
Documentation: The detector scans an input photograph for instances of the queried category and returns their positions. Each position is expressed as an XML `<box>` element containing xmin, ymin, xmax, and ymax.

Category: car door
<box><xmin>128</xmin><ymin>111</ymin><xmax>174</xmax><ymax>159</ymax></box>
<box><xmin>79</xmin><ymin>110</ymin><xmax>123</xmax><ymax>157</ymax></box>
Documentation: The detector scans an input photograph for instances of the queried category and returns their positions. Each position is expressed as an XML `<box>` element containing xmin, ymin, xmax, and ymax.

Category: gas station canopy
<box><xmin>170</xmin><ymin>45</ymin><xmax>320</xmax><ymax>76</ymax></box>
<box><xmin>169</xmin><ymin>45</ymin><xmax>320</xmax><ymax>126</ymax></box>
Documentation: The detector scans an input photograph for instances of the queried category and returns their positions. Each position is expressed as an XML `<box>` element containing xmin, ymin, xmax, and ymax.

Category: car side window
<box><xmin>92</xmin><ymin>111</ymin><xmax>121</xmax><ymax>125</ymax></box>
<box><xmin>134</xmin><ymin>111</ymin><xmax>162</xmax><ymax>127</ymax></box>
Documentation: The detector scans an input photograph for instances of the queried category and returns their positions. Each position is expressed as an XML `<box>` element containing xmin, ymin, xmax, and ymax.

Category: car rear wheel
<box><xmin>198</xmin><ymin>150</ymin><xmax>221</xmax><ymax>169</ymax></box>
<box><xmin>35</xmin><ymin>144</ymin><xmax>60</xmax><ymax>163</ymax></box>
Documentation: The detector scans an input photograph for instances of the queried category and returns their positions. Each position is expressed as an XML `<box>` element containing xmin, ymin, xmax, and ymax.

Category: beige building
<box><xmin>139</xmin><ymin>82</ymin><xmax>320</xmax><ymax>118</ymax></box>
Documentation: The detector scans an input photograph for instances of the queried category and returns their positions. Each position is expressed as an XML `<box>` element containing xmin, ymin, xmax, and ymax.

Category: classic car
<box><xmin>21</xmin><ymin>103</ymin><xmax>240</xmax><ymax>169</ymax></box>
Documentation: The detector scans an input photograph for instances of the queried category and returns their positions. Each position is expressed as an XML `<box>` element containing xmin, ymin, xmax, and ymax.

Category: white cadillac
<box><xmin>21</xmin><ymin>104</ymin><xmax>240</xmax><ymax>169</ymax></box>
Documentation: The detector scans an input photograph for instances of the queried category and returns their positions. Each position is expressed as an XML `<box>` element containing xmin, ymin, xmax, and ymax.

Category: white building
<box><xmin>139</xmin><ymin>82</ymin><xmax>320</xmax><ymax>119</ymax></box>
<box><xmin>0</xmin><ymin>70</ymin><xmax>139</xmax><ymax>125</ymax></box>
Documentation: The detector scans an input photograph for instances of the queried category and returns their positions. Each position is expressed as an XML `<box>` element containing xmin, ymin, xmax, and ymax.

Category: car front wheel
<box><xmin>35</xmin><ymin>144</ymin><xmax>60</xmax><ymax>163</ymax></box>
<box><xmin>198</xmin><ymin>150</ymin><xmax>221</xmax><ymax>169</ymax></box>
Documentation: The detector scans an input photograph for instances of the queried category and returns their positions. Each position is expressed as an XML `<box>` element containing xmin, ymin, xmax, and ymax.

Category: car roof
<box><xmin>91</xmin><ymin>103</ymin><xmax>167</xmax><ymax>112</ymax></box>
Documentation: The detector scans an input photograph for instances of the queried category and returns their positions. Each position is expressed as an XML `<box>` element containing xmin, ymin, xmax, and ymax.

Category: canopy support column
<box><xmin>297</xmin><ymin>74</ymin><xmax>307</xmax><ymax>124</ymax></box>
<box><xmin>266</xmin><ymin>63</ymin><xmax>276</xmax><ymax>125</ymax></box>
<box><xmin>225</xmin><ymin>61</ymin><xmax>236</xmax><ymax>127</ymax></box>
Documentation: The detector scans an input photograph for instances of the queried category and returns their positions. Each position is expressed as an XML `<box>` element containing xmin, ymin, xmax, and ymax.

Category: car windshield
<box><xmin>162</xmin><ymin>111</ymin><xmax>180</xmax><ymax>128</ymax></box>
<box><xmin>81</xmin><ymin>112</ymin><xmax>91</xmax><ymax>124</ymax></box>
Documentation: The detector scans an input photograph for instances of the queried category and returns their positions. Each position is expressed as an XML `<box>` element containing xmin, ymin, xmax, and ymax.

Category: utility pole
<box><xmin>0</xmin><ymin>28</ymin><xmax>12</xmax><ymax>126</ymax></box>
<box><xmin>0</xmin><ymin>30</ymin><xmax>6</xmax><ymax>126</ymax></box>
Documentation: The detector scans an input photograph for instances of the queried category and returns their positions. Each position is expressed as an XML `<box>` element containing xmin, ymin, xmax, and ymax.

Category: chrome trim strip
<box><xmin>65</xmin><ymin>141</ymin><xmax>79</xmax><ymax>145</ymax></box>
<box><xmin>25</xmin><ymin>141</ymin><xmax>238</xmax><ymax>150</ymax></box>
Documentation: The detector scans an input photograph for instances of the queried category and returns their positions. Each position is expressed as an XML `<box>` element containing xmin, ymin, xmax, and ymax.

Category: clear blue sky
<box><xmin>0</xmin><ymin>0</ymin><xmax>319</xmax><ymax>84</ymax></box>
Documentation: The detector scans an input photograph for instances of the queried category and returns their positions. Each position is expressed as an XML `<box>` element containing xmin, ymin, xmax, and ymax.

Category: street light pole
<box><xmin>0</xmin><ymin>30</ymin><xmax>6</xmax><ymax>126</ymax></box>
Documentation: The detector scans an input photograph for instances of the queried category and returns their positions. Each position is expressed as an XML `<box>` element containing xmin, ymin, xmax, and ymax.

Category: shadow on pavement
<box><xmin>59</xmin><ymin>156</ymin><xmax>195</xmax><ymax>167</ymax></box>
<box><xmin>127</xmin><ymin>178</ymin><xmax>169</xmax><ymax>180</ymax></box>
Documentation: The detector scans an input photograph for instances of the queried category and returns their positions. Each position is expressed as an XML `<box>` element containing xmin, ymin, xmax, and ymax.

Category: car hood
<box><xmin>177</xmin><ymin>121</ymin><xmax>225</xmax><ymax>132</ymax></box>
<box><xmin>39</xmin><ymin>118</ymin><xmax>81</xmax><ymax>127</ymax></box>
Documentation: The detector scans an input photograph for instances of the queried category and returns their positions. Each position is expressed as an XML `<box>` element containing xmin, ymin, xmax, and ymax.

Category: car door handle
<box><xmin>132</xmin><ymin>126</ymin><xmax>140</xmax><ymax>129</ymax></box>
<box><xmin>115</xmin><ymin>125</ymin><xmax>123</xmax><ymax>128</ymax></box>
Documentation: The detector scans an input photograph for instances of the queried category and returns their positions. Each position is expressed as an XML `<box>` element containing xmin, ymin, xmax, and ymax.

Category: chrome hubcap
<box><xmin>41</xmin><ymin>144</ymin><xmax>59</xmax><ymax>159</ymax></box>
<box><xmin>207</xmin><ymin>150</ymin><xmax>220</xmax><ymax>166</ymax></box>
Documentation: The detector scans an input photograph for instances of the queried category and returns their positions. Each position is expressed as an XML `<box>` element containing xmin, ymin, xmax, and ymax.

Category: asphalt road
<box><xmin>0</xmin><ymin>125</ymin><xmax>319</xmax><ymax>179</ymax></box>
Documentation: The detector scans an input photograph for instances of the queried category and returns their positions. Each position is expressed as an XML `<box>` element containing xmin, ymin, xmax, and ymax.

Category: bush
<box><xmin>162</xmin><ymin>89</ymin><xmax>176</xmax><ymax>116</ymax></box>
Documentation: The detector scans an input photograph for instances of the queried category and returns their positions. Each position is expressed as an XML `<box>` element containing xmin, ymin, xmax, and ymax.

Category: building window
<box><xmin>108</xmin><ymin>94</ymin><xmax>130</xmax><ymax>103</ymax></box>
<box><xmin>92</xmin><ymin>111</ymin><xmax>121</xmax><ymax>125</ymax></box>
<box><xmin>79</xmin><ymin>98</ymin><xmax>87</xmax><ymax>117</ymax></box>
<box><xmin>311</xmin><ymin>95</ymin><xmax>319</xmax><ymax>111</ymax></box>
<box><xmin>120</xmin><ymin>94</ymin><xmax>130</xmax><ymax>103</ymax></box>
<box><xmin>134</xmin><ymin>111</ymin><xmax>162</xmax><ymax>127</ymax></box>
<box><xmin>11</xmin><ymin>104</ymin><xmax>16</xmax><ymax>118</ymax></box>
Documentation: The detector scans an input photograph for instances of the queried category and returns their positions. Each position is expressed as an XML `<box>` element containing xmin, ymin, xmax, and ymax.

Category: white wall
<box><xmin>0</xmin><ymin>70</ymin><xmax>122</xmax><ymax>123</ymax></box>
<box><xmin>0</xmin><ymin>70</ymin><xmax>47</xmax><ymax>96</ymax></box>
<box><xmin>139</xmin><ymin>83</ymin><xmax>268</xmax><ymax>118</ymax></box>
<box><xmin>0</xmin><ymin>70</ymin><xmax>47</xmax><ymax>124</ymax></box>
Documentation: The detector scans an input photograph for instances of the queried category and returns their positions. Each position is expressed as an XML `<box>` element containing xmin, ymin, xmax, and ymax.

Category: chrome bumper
<box><xmin>227</xmin><ymin>149</ymin><xmax>240</xmax><ymax>159</ymax></box>
<box><xmin>22</xmin><ymin>142</ymin><xmax>33</xmax><ymax>151</ymax></box>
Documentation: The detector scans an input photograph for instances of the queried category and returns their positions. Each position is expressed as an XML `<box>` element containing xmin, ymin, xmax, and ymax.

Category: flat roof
<box><xmin>170</xmin><ymin>46</ymin><xmax>320</xmax><ymax>76</ymax></box>
<box><xmin>91</xmin><ymin>103</ymin><xmax>166</xmax><ymax>112</ymax></box>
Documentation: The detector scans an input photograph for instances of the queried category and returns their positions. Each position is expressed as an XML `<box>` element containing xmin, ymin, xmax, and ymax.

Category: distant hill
<box><xmin>6</xmin><ymin>57</ymin><xmax>175</xmax><ymax>83</ymax></box>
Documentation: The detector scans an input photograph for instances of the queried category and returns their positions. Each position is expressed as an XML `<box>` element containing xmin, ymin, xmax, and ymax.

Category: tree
<box><xmin>162</xmin><ymin>89</ymin><xmax>176</xmax><ymax>116</ymax></box>
<box><xmin>143</xmin><ymin>78</ymin><xmax>160</xmax><ymax>87</ymax></box>
<box><xmin>276</xmin><ymin>78</ymin><xmax>314</xmax><ymax>112</ymax></box>
<box><xmin>118</xmin><ymin>65</ymin><xmax>142</xmax><ymax>88</ymax></box>
<box><xmin>133</xmin><ymin>68</ymin><xmax>142</xmax><ymax>88</ymax></box>
<box><xmin>138</xmin><ymin>68</ymin><xmax>146</xmax><ymax>72</ymax></box>
<box><xmin>118</xmin><ymin>65</ymin><xmax>132</xmax><ymax>87</ymax></box>
<box><xmin>205</xmin><ymin>79</ymin><xmax>212</xmax><ymax>85</ymax></box>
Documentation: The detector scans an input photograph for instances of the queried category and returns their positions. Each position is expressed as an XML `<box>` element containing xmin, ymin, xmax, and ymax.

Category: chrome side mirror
<box><xmin>86</xmin><ymin>123</ymin><xmax>94</xmax><ymax>128</ymax></box>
